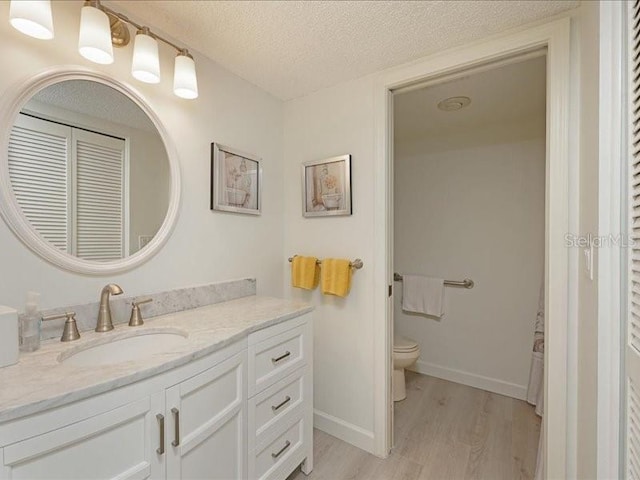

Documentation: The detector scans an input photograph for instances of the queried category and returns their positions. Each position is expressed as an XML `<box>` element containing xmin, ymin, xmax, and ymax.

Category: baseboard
<box><xmin>313</xmin><ymin>409</ymin><xmax>375</xmax><ymax>453</ymax></box>
<box><xmin>410</xmin><ymin>360</ymin><xmax>528</xmax><ymax>400</ymax></box>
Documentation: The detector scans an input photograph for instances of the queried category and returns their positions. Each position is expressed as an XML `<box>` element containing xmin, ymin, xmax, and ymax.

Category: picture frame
<box><xmin>302</xmin><ymin>154</ymin><xmax>352</xmax><ymax>217</ymax></box>
<box><xmin>210</xmin><ymin>143</ymin><xmax>261</xmax><ymax>215</ymax></box>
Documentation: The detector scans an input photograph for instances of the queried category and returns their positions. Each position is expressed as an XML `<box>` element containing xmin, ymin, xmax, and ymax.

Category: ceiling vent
<box><xmin>437</xmin><ymin>96</ymin><xmax>471</xmax><ymax>111</ymax></box>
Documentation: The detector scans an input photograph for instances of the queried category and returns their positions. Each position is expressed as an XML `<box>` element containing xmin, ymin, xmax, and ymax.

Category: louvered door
<box><xmin>7</xmin><ymin>114</ymin><xmax>127</xmax><ymax>261</ymax></box>
<box><xmin>71</xmin><ymin>129</ymin><xmax>126</xmax><ymax>261</ymax></box>
<box><xmin>8</xmin><ymin>114</ymin><xmax>71</xmax><ymax>253</ymax></box>
<box><xmin>628</xmin><ymin>2</ymin><xmax>640</xmax><ymax>478</ymax></box>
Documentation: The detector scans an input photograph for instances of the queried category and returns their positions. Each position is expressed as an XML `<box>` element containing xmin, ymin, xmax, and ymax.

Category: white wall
<box><xmin>128</xmin><ymin>127</ymin><xmax>170</xmax><ymax>255</ymax></box>
<box><xmin>283</xmin><ymin>75</ymin><xmax>377</xmax><ymax>450</ymax></box>
<box><xmin>394</xmin><ymin>119</ymin><xmax>545</xmax><ymax>399</ymax></box>
<box><xmin>0</xmin><ymin>0</ymin><xmax>284</xmax><ymax>310</ymax></box>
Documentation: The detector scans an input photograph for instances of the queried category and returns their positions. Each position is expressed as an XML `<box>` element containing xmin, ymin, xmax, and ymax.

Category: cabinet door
<box><xmin>2</xmin><ymin>394</ymin><xmax>163</xmax><ymax>480</ymax></box>
<box><xmin>166</xmin><ymin>351</ymin><xmax>246</xmax><ymax>480</ymax></box>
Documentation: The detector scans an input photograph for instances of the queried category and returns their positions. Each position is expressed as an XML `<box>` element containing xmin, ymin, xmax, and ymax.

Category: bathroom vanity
<box><xmin>0</xmin><ymin>53</ymin><xmax>314</xmax><ymax>480</ymax></box>
<box><xmin>0</xmin><ymin>296</ymin><xmax>313</xmax><ymax>480</ymax></box>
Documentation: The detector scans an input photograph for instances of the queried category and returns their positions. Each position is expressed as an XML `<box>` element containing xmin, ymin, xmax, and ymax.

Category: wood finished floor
<box><xmin>288</xmin><ymin>372</ymin><xmax>541</xmax><ymax>480</ymax></box>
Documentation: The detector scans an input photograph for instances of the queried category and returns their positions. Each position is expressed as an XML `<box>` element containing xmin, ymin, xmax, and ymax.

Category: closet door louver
<box><xmin>8</xmin><ymin>115</ymin><xmax>71</xmax><ymax>253</ymax></box>
<box><xmin>72</xmin><ymin>129</ymin><xmax>125</xmax><ymax>261</ymax></box>
<box><xmin>629</xmin><ymin>2</ymin><xmax>640</xmax><ymax>479</ymax></box>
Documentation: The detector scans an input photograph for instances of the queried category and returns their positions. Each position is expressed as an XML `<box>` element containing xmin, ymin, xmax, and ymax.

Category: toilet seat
<box><xmin>393</xmin><ymin>336</ymin><xmax>419</xmax><ymax>353</ymax></box>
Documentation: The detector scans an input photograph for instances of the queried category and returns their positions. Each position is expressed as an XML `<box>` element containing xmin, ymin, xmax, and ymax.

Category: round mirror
<box><xmin>0</xmin><ymin>69</ymin><xmax>180</xmax><ymax>274</ymax></box>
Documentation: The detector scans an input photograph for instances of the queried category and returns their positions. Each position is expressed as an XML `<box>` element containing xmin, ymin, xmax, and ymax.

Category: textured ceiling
<box><xmin>29</xmin><ymin>80</ymin><xmax>157</xmax><ymax>132</ymax></box>
<box><xmin>394</xmin><ymin>55</ymin><xmax>546</xmax><ymax>143</ymax></box>
<box><xmin>110</xmin><ymin>0</ymin><xmax>578</xmax><ymax>100</ymax></box>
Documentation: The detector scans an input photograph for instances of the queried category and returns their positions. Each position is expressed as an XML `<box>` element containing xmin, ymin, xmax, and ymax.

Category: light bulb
<box><xmin>9</xmin><ymin>0</ymin><xmax>54</xmax><ymax>40</ymax></box>
<box><xmin>173</xmin><ymin>50</ymin><xmax>198</xmax><ymax>99</ymax></box>
<box><xmin>78</xmin><ymin>3</ymin><xmax>113</xmax><ymax>65</ymax></box>
<box><xmin>131</xmin><ymin>27</ymin><xmax>160</xmax><ymax>84</ymax></box>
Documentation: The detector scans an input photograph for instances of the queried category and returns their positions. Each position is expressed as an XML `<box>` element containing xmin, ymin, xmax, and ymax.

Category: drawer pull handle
<box><xmin>171</xmin><ymin>407</ymin><xmax>180</xmax><ymax>447</ymax></box>
<box><xmin>271</xmin><ymin>440</ymin><xmax>291</xmax><ymax>459</ymax></box>
<box><xmin>156</xmin><ymin>414</ymin><xmax>165</xmax><ymax>455</ymax></box>
<box><xmin>272</xmin><ymin>396</ymin><xmax>291</xmax><ymax>412</ymax></box>
<box><xmin>272</xmin><ymin>351</ymin><xmax>291</xmax><ymax>364</ymax></box>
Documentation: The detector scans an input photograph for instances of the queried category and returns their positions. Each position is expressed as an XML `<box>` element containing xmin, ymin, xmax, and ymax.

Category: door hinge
<box><xmin>388</xmin><ymin>285</ymin><xmax>392</xmax><ymax>297</ymax></box>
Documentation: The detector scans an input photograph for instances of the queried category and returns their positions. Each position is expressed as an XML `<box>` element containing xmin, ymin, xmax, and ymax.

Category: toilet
<box><xmin>393</xmin><ymin>336</ymin><xmax>420</xmax><ymax>401</ymax></box>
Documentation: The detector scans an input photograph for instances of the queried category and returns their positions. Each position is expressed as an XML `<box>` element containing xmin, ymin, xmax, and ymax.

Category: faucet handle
<box><xmin>43</xmin><ymin>311</ymin><xmax>81</xmax><ymax>342</ymax></box>
<box><xmin>129</xmin><ymin>298</ymin><xmax>152</xmax><ymax>327</ymax></box>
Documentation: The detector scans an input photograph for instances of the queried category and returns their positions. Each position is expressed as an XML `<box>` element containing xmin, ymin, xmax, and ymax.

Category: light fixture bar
<box><xmin>85</xmin><ymin>0</ymin><xmax>198</xmax><ymax>98</ymax></box>
<box><xmin>98</xmin><ymin>3</ymin><xmax>186</xmax><ymax>55</ymax></box>
<box><xmin>9</xmin><ymin>0</ymin><xmax>198</xmax><ymax>99</ymax></box>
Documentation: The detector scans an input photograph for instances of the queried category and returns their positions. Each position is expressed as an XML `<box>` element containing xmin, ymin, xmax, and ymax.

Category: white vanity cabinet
<box><xmin>0</xmin><ymin>311</ymin><xmax>312</xmax><ymax>480</ymax></box>
<box><xmin>1</xmin><ymin>394</ymin><xmax>163</xmax><ymax>480</ymax></box>
<box><xmin>0</xmin><ymin>341</ymin><xmax>246</xmax><ymax>480</ymax></box>
<box><xmin>165</xmin><ymin>350</ymin><xmax>246</xmax><ymax>480</ymax></box>
<box><xmin>248</xmin><ymin>314</ymin><xmax>313</xmax><ymax>480</ymax></box>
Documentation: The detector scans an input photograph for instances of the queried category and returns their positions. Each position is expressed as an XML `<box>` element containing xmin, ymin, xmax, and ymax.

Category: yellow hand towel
<box><xmin>321</xmin><ymin>258</ymin><xmax>352</xmax><ymax>297</ymax></box>
<box><xmin>291</xmin><ymin>256</ymin><xmax>320</xmax><ymax>290</ymax></box>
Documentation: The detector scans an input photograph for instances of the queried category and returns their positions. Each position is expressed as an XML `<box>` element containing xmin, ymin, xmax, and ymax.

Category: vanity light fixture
<box><xmin>131</xmin><ymin>27</ymin><xmax>160</xmax><ymax>84</ymax></box>
<box><xmin>9</xmin><ymin>0</ymin><xmax>198</xmax><ymax>99</ymax></box>
<box><xmin>78</xmin><ymin>0</ymin><xmax>113</xmax><ymax>64</ymax></box>
<box><xmin>174</xmin><ymin>50</ymin><xmax>198</xmax><ymax>99</ymax></box>
<box><xmin>9</xmin><ymin>0</ymin><xmax>54</xmax><ymax>40</ymax></box>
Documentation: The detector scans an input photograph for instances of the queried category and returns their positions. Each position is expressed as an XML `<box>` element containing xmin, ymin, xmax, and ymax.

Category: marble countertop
<box><xmin>0</xmin><ymin>295</ymin><xmax>312</xmax><ymax>423</ymax></box>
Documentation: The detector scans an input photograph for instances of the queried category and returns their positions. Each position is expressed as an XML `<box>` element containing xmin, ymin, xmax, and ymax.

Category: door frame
<box><xmin>598</xmin><ymin>1</ymin><xmax>627</xmax><ymax>478</ymax></box>
<box><xmin>371</xmin><ymin>18</ymin><xmax>575</xmax><ymax>479</ymax></box>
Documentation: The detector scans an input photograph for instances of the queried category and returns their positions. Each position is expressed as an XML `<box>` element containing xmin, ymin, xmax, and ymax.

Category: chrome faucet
<box><xmin>96</xmin><ymin>283</ymin><xmax>123</xmax><ymax>332</ymax></box>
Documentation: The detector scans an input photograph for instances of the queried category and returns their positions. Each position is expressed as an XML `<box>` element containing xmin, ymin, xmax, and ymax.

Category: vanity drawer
<box><xmin>248</xmin><ymin>323</ymin><xmax>309</xmax><ymax>396</ymax></box>
<box><xmin>249</xmin><ymin>368</ymin><xmax>306</xmax><ymax>441</ymax></box>
<box><xmin>250</xmin><ymin>414</ymin><xmax>306</xmax><ymax>480</ymax></box>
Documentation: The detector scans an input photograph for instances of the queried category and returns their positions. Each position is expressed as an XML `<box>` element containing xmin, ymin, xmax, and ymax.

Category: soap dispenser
<box><xmin>19</xmin><ymin>291</ymin><xmax>41</xmax><ymax>352</ymax></box>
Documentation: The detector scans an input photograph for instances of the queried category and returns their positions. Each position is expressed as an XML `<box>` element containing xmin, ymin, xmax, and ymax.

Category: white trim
<box><xmin>313</xmin><ymin>409</ymin><xmax>375</xmax><ymax>453</ymax></box>
<box><xmin>123</xmin><ymin>135</ymin><xmax>131</xmax><ymax>258</ymax></box>
<box><xmin>598</xmin><ymin>2</ymin><xmax>626</xmax><ymax>478</ymax></box>
<box><xmin>373</xmin><ymin>18</ymin><xmax>576</xmax><ymax>479</ymax></box>
<box><xmin>0</xmin><ymin>66</ymin><xmax>181</xmax><ymax>275</ymax></box>
<box><xmin>410</xmin><ymin>361</ymin><xmax>528</xmax><ymax>401</ymax></box>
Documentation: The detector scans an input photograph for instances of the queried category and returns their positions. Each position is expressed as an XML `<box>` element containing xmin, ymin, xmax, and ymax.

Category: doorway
<box><xmin>390</xmin><ymin>53</ymin><xmax>546</xmax><ymax>477</ymax></box>
<box><xmin>372</xmin><ymin>19</ymin><xmax>576</xmax><ymax>480</ymax></box>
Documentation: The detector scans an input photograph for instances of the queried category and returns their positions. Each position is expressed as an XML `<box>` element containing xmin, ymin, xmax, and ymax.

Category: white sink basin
<box><xmin>59</xmin><ymin>330</ymin><xmax>189</xmax><ymax>366</ymax></box>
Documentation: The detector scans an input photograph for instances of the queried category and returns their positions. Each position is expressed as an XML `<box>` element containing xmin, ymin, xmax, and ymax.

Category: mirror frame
<box><xmin>0</xmin><ymin>66</ymin><xmax>181</xmax><ymax>275</ymax></box>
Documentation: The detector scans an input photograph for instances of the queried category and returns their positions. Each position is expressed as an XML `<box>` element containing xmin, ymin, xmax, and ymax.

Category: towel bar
<box><xmin>393</xmin><ymin>273</ymin><xmax>474</xmax><ymax>289</ymax></box>
<box><xmin>288</xmin><ymin>256</ymin><xmax>363</xmax><ymax>269</ymax></box>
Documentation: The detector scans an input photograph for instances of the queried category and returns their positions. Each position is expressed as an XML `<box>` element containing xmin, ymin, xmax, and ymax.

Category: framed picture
<box><xmin>211</xmin><ymin>143</ymin><xmax>261</xmax><ymax>215</ymax></box>
<box><xmin>302</xmin><ymin>154</ymin><xmax>352</xmax><ymax>217</ymax></box>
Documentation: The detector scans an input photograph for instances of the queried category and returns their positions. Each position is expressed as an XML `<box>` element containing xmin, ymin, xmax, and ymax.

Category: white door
<box><xmin>628</xmin><ymin>2</ymin><xmax>640</xmax><ymax>477</ymax></box>
<box><xmin>8</xmin><ymin>114</ymin><xmax>128</xmax><ymax>260</ymax></box>
<box><xmin>71</xmin><ymin>128</ymin><xmax>127</xmax><ymax>260</ymax></box>
<box><xmin>166</xmin><ymin>352</ymin><xmax>246</xmax><ymax>480</ymax></box>
<box><xmin>8</xmin><ymin>114</ymin><xmax>71</xmax><ymax>252</ymax></box>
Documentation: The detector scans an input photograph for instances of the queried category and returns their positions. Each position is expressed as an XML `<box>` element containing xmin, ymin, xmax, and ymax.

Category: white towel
<box><xmin>402</xmin><ymin>275</ymin><xmax>444</xmax><ymax>317</ymax></box>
